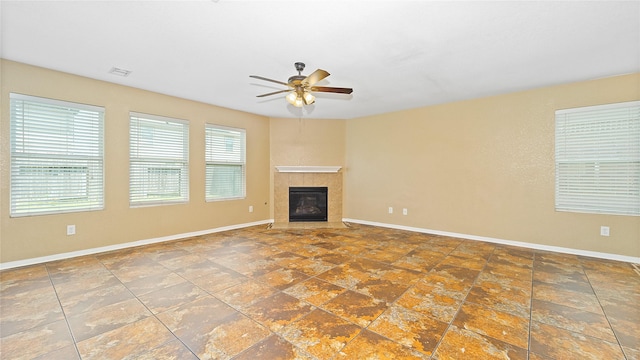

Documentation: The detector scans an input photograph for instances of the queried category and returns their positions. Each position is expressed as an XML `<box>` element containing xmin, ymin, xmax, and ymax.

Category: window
<box><xmin>555</xmin><ymin>101</ymin><xmax>640</xmax><ymax>216</ymax></box>
<box><xmin>9</xmin><ymin>93</ymin><xmax>104</xmax><ymax>216</ymax></box>
<box><xmin>205</xmin><ymin>124</ymin><xmax>246</xmax><ymax>201</ymax></box>
<box><xmin>130</xmin><ymin>113</ymin><xmax>189</xmax><ymax>206</ymax></box>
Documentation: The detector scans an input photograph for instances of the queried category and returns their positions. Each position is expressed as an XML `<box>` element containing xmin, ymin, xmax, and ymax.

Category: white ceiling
<box><xmin>1</xmin><ymin>1</ymin><xmax>639</xmax><ymax>119</ymax></box>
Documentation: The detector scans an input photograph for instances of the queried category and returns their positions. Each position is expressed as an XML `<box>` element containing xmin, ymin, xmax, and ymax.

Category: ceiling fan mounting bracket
<box><xmin>289</xmin><ymin>62</ymin><xmax>307</xmax><ymax>84</ymax></box>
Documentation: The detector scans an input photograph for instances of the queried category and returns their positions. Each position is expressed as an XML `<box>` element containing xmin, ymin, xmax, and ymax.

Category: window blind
<box><xmin>9</xmin><ymin>93</ymin><xmax>104</xmax><ymax>216</ymax></box>
<box><xmin>555</xmin><ymin>101</ymin><xmax>640</xmax><ymax>216</ymax></box>
<box><xmin>205</xmin><ymin>124</ymin><xmax>246</xmax><ymax>201</ymax></box>
<box><xmin>130</xmin><ymin>113</ymin><xmax>189</xmax><ymax>206</ymax></box>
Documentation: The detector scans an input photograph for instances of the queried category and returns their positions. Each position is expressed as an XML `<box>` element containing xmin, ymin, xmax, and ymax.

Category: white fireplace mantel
<box><xmin>275</xmin><ymin>166</ymin><xmax>342</xmax><ymax>173</ymax></box>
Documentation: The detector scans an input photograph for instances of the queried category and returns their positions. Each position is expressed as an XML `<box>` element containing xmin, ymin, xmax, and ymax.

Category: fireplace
<box><xmin>274</xmin><ymin>167</ymin><xmax>342</xmax><ymax>223</ymax></box>
<box><xmin>289</xmin><ymin>187</ymin><xmax>328</xmax><ymax>222</ymax></box>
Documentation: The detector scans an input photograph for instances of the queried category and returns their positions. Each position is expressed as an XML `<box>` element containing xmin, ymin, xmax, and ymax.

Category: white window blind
<box><xmin>9</xmin><ymin>93</ymin><xmax>104</xmax><ymax>216</ymax></box>
<box><xmin>205</xmin><ymin>124</ymin><xmax>246</xmax><ymax>201</ymax></box>
<box><xmin>555</xmin><ymin>101</ymin><xmax>640</xmax><ymax>216</ymax></box>
<box><xmin>130</xmin><ymin>113</ymin><xmax>189</xmax><ymax>206</ymax></box>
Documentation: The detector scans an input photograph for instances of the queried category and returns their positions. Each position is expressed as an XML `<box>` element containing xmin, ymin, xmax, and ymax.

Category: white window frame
<box><xmin>129</xmin><ymin>112</ymin><xmax>189</xmax><ymax>207</ymax></box>
<box><xmin>205</xmin><ymin>124</ymin><xmax>246</xmax><ymax>201</ymax></box>
<box><xmin>9</xmin><ymin>93</ymin><xmax>104</xmax><ymax>217</ymax></box>
<box><xmin>555</xmin><ymin>101</ymin><xmax>640</xmax><ymax>216</ymax></box>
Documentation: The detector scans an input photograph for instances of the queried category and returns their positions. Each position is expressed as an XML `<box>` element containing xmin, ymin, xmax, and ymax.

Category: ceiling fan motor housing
<box><xmin>288</xmin><ymin>75</ymin><xmax>306</xmax><ymax>84</ymax></box>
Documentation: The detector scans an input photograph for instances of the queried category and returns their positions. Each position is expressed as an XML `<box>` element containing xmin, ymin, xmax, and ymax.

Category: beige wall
<box><xmin>345</xmin><ymin>73</ymin><xmax>640</xmax><ymax>258</ymax></box>
<box><xmin>268</xmin><ymin>118</ymin><xmax>346</xmax><ymax>218</ymax></box>
<box><xmin>1</xmin><ymin>60</ymin><xmax>271</xmax><ymax>263</ymax></box>
<box><xmin>2</xmin><ymin>59</ymin><xmax>638</xmax><ymax>263</ymax></box>
<box><xmin>269</xmin><ymin>118</ymin><xmax>346</xmax><ymax>166</ymax></box>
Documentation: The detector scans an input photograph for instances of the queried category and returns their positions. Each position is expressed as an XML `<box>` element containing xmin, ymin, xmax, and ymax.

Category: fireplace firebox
<box><xmin>289</xmin><ymin>187</ymin><xmax>328</xmax><ymax>222</ymax></box>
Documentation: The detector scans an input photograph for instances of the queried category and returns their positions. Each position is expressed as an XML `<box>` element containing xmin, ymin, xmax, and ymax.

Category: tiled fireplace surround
<box><xmin>273</xmin><ymin>167</ymin><xmax>343</xmax><ymax>223</ymax></box>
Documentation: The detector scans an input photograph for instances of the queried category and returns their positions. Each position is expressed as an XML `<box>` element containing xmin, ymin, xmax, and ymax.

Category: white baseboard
<box><xmin>4</xmin><ymin>218</ymin><xmax>637</xmax><ymax>270</ymax></box>
<box><xmin>0</xmin><ymin>219</ymin><xmax>274</xmax><ymax>271</ymax></box>
<box><xmin>343</xmin><ymin>218</ymin><xmax>640</xmax><ymax>264</ymax></box>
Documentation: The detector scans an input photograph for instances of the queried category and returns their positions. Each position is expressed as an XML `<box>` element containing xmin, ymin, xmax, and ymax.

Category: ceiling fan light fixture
<box><xmin>286</xmin><ymin>92</ymin><xmax>297</xmax><ymax>105</ymax></box>
<box><xmin>293</xmin><ymin>96</ymin><xmax>304</xmax><ymax>107</ymax></box>
<box><xmin>303</xmin><ymin>92</ymin><xmax>315</xmax><ymax>105</ymax></box>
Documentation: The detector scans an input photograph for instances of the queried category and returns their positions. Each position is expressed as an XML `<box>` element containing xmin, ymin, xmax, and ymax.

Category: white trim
<box><xmin>130</xmin><ymin>111</ymin><xmax>189</xmax><ymax>125</ymax></box>
<box><xmin>555</xmin><ymin>100</ymin><xmax>640</xmax><ymax>114</ymax></box>
<box><xmin>5</xmin><ymin>218</ymin><xmax>637</xmax><ymax>270</ymax></box>
<box><xmin>343</xmin><ymin>218</ymin><xmax>640</xmax><ymax>264</ymax></box>
<box><xmin>0</xmin><ymin>219</ymin><xmax>273</xmax><ymax>270</ymax></box>
<box><xmin>10</xmin><ymin>92</ymin><xmax>104</xmax><ymax>112</ymax></box>
<box><xmin>275</xmin><ymin>166</ymin><xmax>342</xmax><ymax>173</ymax></box>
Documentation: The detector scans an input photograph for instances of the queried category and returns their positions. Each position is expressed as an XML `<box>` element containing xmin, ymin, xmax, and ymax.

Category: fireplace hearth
<box><xmin>289</xmin><ymin>187</ymin><xmax>328</xmax><ymax>222</ymax></box>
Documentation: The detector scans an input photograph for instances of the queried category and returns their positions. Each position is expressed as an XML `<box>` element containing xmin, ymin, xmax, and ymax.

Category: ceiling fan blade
<box><xmin>310</xmin><ymin>86</ymin><xmax>353</xmax><ymax>94</ymax></box>
<box><xmin>256</xmin><ymin>89</ymin><xmax>291</xmax><ymax>98</ymax></box>
<box><xmin>250</xmin><ymin>75</ymin><xmax>290</xmax><ymax>87</ymax></box>
<box><xmin>302</xmin><ymin>69</ymin><xmax>330</xmax><ymax>86</ymax></box>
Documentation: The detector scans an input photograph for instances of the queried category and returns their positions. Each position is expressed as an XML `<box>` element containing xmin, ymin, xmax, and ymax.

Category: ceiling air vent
<box><xmin>108</xmin><ymin>67</ymin><xmax>132</xmax><ymax>77</ymax></box>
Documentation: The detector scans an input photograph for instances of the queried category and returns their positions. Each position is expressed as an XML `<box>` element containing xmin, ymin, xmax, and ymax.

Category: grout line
<box><xmin>581</xmin><ymin>262</ymin><xmax>628</xmax><ymax>358</ymax></box>
<box><xmin>528</xmin><ymin>251</ymin><xmax>536</xmax><ymax>358</ymax></box>
<box><xmin>430</xmin><ymin>240</ymin><xmax>498</xmax><ymax>357</ymax></box>
<box><xmin>96</xmin><ymin>255</ymin><xmax>201</xmax><ymax>360</ymax></box>
<box><xmin>44</xmin><ymin>263</ymin><xmax>83</xmax><ymax>359</ymax></box>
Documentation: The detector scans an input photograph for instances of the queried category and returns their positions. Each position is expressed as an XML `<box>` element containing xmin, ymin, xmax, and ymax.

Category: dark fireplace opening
<box><xmin>289</xmin><ymin>187</ymin><xmax>328</xmax><ymax>222</ymax></box>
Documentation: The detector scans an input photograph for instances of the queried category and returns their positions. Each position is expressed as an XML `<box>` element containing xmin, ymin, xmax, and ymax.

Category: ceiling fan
<box><xmin>250</xmin><ymin>62</ymin><xmax>353</xmax><ymax>107</ymax></box>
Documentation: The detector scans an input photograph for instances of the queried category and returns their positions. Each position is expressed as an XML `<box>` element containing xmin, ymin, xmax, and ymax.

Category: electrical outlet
<box><xmin>67</xmin><ymin>225</ymin><xmax>76</xmax><ymax>236</ymax></box>
<box><xmin>388</xmin><ymin>207</ymin><xmax>393</xmax><ymax>214</ymax></box>
<box><xmin>600</xmin><ymin>226</ymin><xmax>610</xmax><ymax>237</ymax></box>
<box><xmin>249</xmin><ymin>205</ymin><xmax>254</xmax><ymax>213</ymax></box>
<box><xmin>403</xmin><ymin>208</ymin><xmax>408</xmax><ymax>215</ymax></box>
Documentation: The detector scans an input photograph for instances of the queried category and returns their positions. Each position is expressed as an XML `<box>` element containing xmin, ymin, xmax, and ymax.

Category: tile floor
<box><xmin>1</xmin><ymin>224</ymin><xmax>638</xmax><ymax>359</ymax></box>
